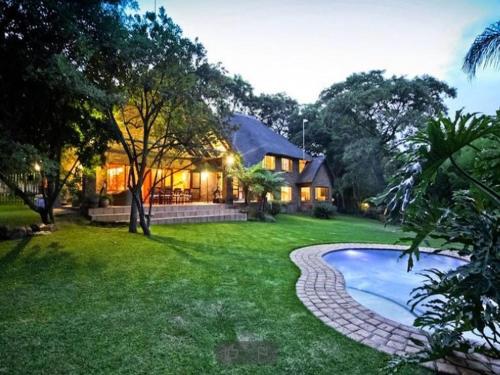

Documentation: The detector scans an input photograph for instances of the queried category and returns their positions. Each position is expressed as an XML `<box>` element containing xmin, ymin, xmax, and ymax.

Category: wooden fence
<box><xmin>0</xmin><ymin>174</ymin><xmax>40</xmax><ymax>205</ymax></box>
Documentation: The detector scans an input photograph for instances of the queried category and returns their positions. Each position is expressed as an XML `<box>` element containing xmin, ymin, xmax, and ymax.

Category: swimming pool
<box><xmin>322</xmin><ymin>248</ymin><xmax>466</xmax><ymax>327</ymax></box>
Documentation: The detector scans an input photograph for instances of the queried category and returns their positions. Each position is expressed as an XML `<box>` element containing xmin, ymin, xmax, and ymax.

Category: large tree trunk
<box><xmin>39</xmin><ymin>207</ymin><xmax>53</xmax><ymax>224</ymax></box>
<box><xmin>129</xmin><ymin>193</ymin><xmax>139</xmax><ymax>233</ymax></box>
<box><xmin>137</xmin><ymin>204</ymin><xmax>150</xmax><ymax>236</ymax></box>
<box><xmin>128</xmin><ymin>189</ymin><xmax>151</xmax><ymax>236</ymax></box>
<box><xmin>243</xmin><ymin>187</ymin><xmax>249</xmax><ymax>205</ymax></box>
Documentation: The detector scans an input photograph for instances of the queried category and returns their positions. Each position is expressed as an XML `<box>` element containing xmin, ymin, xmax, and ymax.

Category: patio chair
<box><xmin>151</xmin><ymin>187</ymin><xmax>161</xmax><ymax>205</ymax></box>
<box><xmin>163</xmin><ymin>188</ymin><xmax>173</xmax><ymax>205</ymax></box>
<box><xmin>173</xmin><ymin>188</ymin><xmax>182</xmax><ymax>204</ymax></box>
<box><xmin>183</xmin><ymin>189</ymin><xmax>192</xmax><ymax>204</ymax></box>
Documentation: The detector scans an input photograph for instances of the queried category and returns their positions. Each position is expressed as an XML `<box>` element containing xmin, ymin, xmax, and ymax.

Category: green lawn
<box><xmin>0</xmin><ymin>212</ymin><xmax>429</xmax><ymax>374</ymax></box>
<box><xmin>0</xmin><ymin>204</ymin><xmax>40</xmax><ymax>226</ymax></box>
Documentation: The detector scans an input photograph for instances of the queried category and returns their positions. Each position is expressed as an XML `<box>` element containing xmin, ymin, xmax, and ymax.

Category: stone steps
<box><xmin>151</xmin><ymin>213</ymin><xmax>247</xmax><ymax>225</ymax></box>
<box><xmin>88</xmin><ymin>204</ymin><xmax>247</xmax><ymax>224</ymax></box>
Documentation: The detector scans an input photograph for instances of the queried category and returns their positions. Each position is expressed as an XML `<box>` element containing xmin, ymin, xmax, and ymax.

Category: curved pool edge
<box><xmin>290</xmin><ymin>243</ymin><xmax>499</xmax><ymax>375</ymax></box>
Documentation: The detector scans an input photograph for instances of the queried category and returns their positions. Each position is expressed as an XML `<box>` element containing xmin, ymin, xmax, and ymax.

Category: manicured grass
<box><xmin>0</xmin><ymin>214</ymin><xmax>429</xmax><ymax>374</ymax></box>
<box><xmin>0</xmin><ymin>204</ymin><xmax>40</xmax><ymax>226</ymax></box>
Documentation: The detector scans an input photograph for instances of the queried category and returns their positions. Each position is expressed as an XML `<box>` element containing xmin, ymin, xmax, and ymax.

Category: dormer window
<box><xmin>299</xmin><ymin>160</ymin><xmax>307</xmax><ymax>173</ymax></box>
<box><xmin>262</xmin><ymin>155</ymin><xmax>276</xmax><ymax>170</ymax></box>
<box><xmin>281</xmin><ymin>158</ymin><xmax>293</xmax><ymax>172</ymax></box>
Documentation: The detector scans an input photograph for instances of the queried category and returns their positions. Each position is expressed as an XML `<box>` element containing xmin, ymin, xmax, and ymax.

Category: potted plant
<box><xmin>99</xmin><ymin>194</ymin><xmax>112</xmax><ymax>208</ymax></box>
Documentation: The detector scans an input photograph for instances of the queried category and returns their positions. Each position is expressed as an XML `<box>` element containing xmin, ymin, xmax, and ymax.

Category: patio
<box><xmin>88</xmin><ymin>203</ymin><xmax>246</xmax><ymax>225</ymax></box>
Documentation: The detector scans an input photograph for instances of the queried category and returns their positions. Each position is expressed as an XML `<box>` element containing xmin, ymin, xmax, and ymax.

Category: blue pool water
<box><xmin>322</xmin><ymin>249</ymin><xmax>466</xmax><ymax>327</ymax></box>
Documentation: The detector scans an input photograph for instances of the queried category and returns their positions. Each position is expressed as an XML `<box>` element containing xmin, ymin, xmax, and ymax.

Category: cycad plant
<box><xmin>378</xmin><ymin>111</ymin><xmax>500</xmax><ymax>363</ymax></box>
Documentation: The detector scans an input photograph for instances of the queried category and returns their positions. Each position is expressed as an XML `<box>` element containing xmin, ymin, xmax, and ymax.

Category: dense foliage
<box><xmin>0</xmin><ymin>0</ymin><xmax>127</xmax><ymax>223</ymax></box>
<box><xmin>312</xmin><ymin>202</ymin><xmax>336</xmax><ymax>219</ymax></box>
<box><xmin>229</xmin><ymin>162</ymin><xmax>285</xmax><ymax>218</ymax></box>
<box><xmin>379</xmin><ymin>111</ymin><xmax>500</xmax><ymax>364</ymax></box>
<box><xmin>101</xmin><ymin>9</ymin><xmax>230</xmax><ymax>235</ymax></box>
<box><xmin>287</xmin><ymin>71</ymin><xmax>456</xmax><ymax>213</ymax></box>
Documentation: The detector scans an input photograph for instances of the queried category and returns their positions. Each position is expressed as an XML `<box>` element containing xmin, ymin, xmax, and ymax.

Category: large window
<box><xmin>299</xmin><ymin>160</ymin><xmax>307</xmax><ymax>173</ymax></box>
<box><xmin>300</xmin><ymin>187</ymin><xmax>311</xmax><ymax>202</ymax></box>
<box><xmin>281</xmin><ymin>158</ymin><xmax>293</xmax><ymax>172</ymax></box>
<box><xmin>315</xmin><ymin>187</ymin><xmax>329</xmax><ymax>201</ymax></box>
<box><xmin>173</xmin><ymin>170</ymin><xmax>190</xmax><ymax>189</ymax></box>
<box><xmin>280</xmin><ymin>186</ymin><xmax>292</xmax><ymax>202</ymax></box>
<box><xmin>262</xmin><ymin>155</ymin><xmax>276</xmax><ymax>170</ymax></box>
<box><xmin>107</xmin><ymin>165</ymin><xmax>126</xmax><ymax>192</ymax></box>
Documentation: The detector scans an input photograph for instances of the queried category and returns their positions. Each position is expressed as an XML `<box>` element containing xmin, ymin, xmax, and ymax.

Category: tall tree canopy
<box><xmin>104</xmin><ymin>9</ymin><xmax>231</xmax><ymax>235</ymax></box>
<box><xmin>247</xmin><ymin>93</ymin><xmax>299</xmax><ymax>136</ymax></box>
<box><xmin>288</xmin><ymin>70</ymin><xmax>456</xmax><ymax>212</ymax></box>
<box><xmin>0</xmin><ymin>0</ymin><xmax>129</xmax><ymax>223</ymax></box>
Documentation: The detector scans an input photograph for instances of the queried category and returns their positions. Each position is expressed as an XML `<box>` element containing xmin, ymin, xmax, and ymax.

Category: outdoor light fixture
<box><xmin>226</xmin><ymin>154</ymin><xmax>234</xmax><ymax>167</ymax></box>
<box><xmin>34</xmin><ymin>162</ymin><xmax>41</xmax><ymax>172</ymax></box>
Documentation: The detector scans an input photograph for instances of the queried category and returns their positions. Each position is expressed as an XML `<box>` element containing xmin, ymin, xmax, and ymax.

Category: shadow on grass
<box><xmin>148</xmin><ymin>234</ymin><xmax>212</xmax><ymax>266</ymax></box>
<box><xmin>0</xmin><ymin>237</ymin><xmax>32</xmax><ymax>268</ymax></box>
<box><xmin>0</xmin><ymin>239</ymin><xmax>106</xmax><ymax>282</ymax></box>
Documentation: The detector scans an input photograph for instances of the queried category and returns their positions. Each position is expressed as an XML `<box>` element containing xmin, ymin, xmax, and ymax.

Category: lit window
<box><xmin>107</xmin><ymin>166</ymin><xmax>125</xmax><ymax>192</ymax></box>
<box><xmin>281</xmin><ymin>186</ymin><xmax>292</xmax><ymax>202</ymax></box>
<box><xmin>315</xmin><ymin>187</ymin><xmax>329</xmax><ymax>201</ymax></box>
<box><xmin>299</xmin><ymin>160</ymin><xmax>307</xmax><ymax>173</ymax></box>
<box><xmin>266</xmin><ymin>192</ymin><xmax>274</xmax><ymax>201</ymax></box>
<box><xmin>281</xmin><ymin>158</ymin><xmax>293</xmax><ymax>172</ymax></box>
<box><xmin>300</xmin><ymin>187</ymin><xmax>311</xmax><ymax>202</ymax></box>
<box><xmin>173</xmin><ymin>170</ymin><xmax>190</xmax><ymax>189</ymax></box>
<box><xmin>232</xmin><ymin>179</ymin><xmax>241</xmax><ymax>200</ymax></box>
<box><xmin>262</xmin><ymin>155</ymin><xmax>276</xmax><ymax>170</ymax></box>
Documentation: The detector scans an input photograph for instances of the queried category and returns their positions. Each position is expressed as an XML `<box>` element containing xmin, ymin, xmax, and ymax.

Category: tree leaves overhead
<box><xmin>377</xmin><ymin>111</ymin><xmax>500</xmax><ymax>359</ymax></box>
<box><xmin>463</xmin><ymin>20</ymin><xmax>500</xmax><ymax>78</ymax></box>
<box><xmin>0</xmin><ymin>0</ymin><xmax>129</xmax><ymax>222</ymax></box>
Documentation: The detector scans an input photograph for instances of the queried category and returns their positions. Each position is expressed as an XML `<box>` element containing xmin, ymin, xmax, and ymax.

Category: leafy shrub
<box><xmin>269</xmin><ymin>201</ymin><xmax>284</xmax><ymax>216</ymax></box>
<box><xmin>312</xmin><ymin>202</ymin><xmax>336</xmax><ymax>219</ymax></box>
<box><xmin>378</xmin><ymin>112</ymin><xmax>500</xmax><ymax>367</ymax></box>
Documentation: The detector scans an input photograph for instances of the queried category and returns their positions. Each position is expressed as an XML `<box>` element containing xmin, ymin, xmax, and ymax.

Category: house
<box><xmin>229</xmin><ymin>114</ymin><xmax>334</xmax><ymax>211</ymax></box>
<box><xmin>86</xmin><ymin>113</ymin><xmax>333</xmax><ymax>223</ymax></box>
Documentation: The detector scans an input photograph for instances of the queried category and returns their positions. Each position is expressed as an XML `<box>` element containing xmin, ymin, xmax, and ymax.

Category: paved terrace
<box><xmin>290</xmin><ymin>243</ymin><xmax>500</xmax><ymax>375</ymax></box>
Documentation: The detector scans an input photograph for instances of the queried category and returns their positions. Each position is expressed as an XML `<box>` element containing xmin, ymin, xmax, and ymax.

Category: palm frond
<box><xmin>463</xmin><ymin>21</ymin><xmax>500</xmax><ymax>78</ymax></box>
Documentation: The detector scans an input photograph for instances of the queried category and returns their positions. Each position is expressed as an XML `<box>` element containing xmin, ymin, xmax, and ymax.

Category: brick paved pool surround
<box><xmin>290</xmin><ymin>243</ymin><xmax>500</xmax><ymax>374</ymax></box>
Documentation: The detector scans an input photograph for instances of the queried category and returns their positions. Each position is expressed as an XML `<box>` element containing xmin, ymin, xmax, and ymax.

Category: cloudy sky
<box><xmin>138</xmin><ymin>0</ymin><xmax>499</xmax><ymax>114</ymax></box>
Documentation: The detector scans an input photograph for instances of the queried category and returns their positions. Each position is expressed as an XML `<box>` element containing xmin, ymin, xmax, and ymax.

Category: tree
<box><xmin>463</xmin><ymin>21</ymin><xmax>500</xmax><ymax>78</ymax></box>
<box><xmin>379</xmin><ymin>111</ymin><xmax>500</xmax><ymax>366</ymax></box>
<box><xmin>222</xmin><ymin>74</ymin><xmax>254</xmax><ymax>113</ymax></box>
<box><xmin>248</xmin><ymin>93</ymin><xmax>299</xmax><ymax>136</ymax></box>
<box><xmin>0</xmin><ymin>0</ymin><xmax>127</xmax><ymax>223</ymax></box>
<box><xmin>289</xmin><ymin>71</ymin><xmax>456</xmax><ymax>212</ymax></box>
<box><xmin>105</xmin><ymin>9</ymin><xmax>229</xmax><ymax>235</ymax></box>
